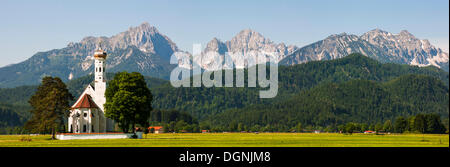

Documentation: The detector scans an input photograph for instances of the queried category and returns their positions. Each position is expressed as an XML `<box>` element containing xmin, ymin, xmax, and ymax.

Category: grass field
<box><xmin>0</xmin><ymin>133</ymin><xmax>448</xmax><ymax>147</ymax></box>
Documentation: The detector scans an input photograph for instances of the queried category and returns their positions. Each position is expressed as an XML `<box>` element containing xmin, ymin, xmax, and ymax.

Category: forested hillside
<box><xmin>0</xmin><ymin>53</ymin><xmax>448</xmax><ymax>133</ymax></box>
<box><xmin>151</xmin><ymin>53</ymin><xmax>448</xmax><ymax>119</ymax></box>
<box><xmin>205</xmin><ymin>75</ymin><xmax>449</xmax><ymax>131</ymax></box>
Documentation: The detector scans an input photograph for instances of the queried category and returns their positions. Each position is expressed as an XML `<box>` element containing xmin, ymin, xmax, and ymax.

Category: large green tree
<box><xmin>104</xmin><ymin>72</ymin><xmax>153</xmax><ymax>133</ymax></box>
<box><xmin>424</xmin><ymin>114</ymin><xmax>446</xmax><ymax>134</ymax></box>
<box><xmin>345</xmin><ymin>122</ymin><xmax>356</xmax><ymax>134</ymax></box>
<box><xmin>383</xmin><ymin>120</ymin><xmax>393</xmax><ymax>133</ymax></box>
<box><xmin>25</xmin><ymin>76</ymin><xmax>73</xmax><ymax>139</ymax></box>
<box><xmin>394</xmin><ymin>116</ymin><xmax>407</xmax><ymax>133</ymax></box>
<box><xmin>414</xmin><ymin>114</ymin><xmax>426</xmax><ymax>134</ymax></box>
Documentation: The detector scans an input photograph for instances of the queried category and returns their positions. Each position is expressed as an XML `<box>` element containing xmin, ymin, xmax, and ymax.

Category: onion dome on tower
<box><xmin>94</xmin><ymin>48</ymin><xmax>107</xmax><ymax>59</ymax></box>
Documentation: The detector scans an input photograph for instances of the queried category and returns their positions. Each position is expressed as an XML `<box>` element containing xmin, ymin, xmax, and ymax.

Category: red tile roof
<box><xmin>72</xmin><ymin>94</ymin><xmax>99</xmax><ymax>109</ymax></box>
<box><xmin>148</xmin><ymin>126</ymin><xmax>163</xmax><ymax>130</ymax></box>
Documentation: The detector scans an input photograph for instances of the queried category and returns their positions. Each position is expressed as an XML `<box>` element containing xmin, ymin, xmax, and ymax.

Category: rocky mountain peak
<box><xmin>235</xmin><ymin>29</ymin><xmax>262</xmax><ymax>38</ymax></box>
<box><xmin>137</xmin><ymin>22</ymin><xmax>152</xmax><ymax>29</ymax></box>
<box><xmin>325</xmin><ymin>33</ymin><xmax>359</xmax><ymax>42</ymax></box>
<box><xmin>371</xmin><ymin>28</ymin><xmax>383</xmax><ymax>32</ymax></box>
<box><xmin>204</xmin><ymin>37</ymin><xmax>227</xmax><ymax>54</ymax></box>
<box><xmin>363</xmin><ymin>28</ymin><xmax>391</xmax><ymax>36</ymax></box>
<box><xmin>110</xmin><ymin>22</ymin><xmax>179</xmax><ymax>56</ymax></box>
<box><xmin>228</xmin><ymin>29</ymin><xmax>269</xmax><ymax>52</ymax></box>
<box><xmin>399</xmin><ymin>30</ymin><xmax>414</xmax><ymax>37</ymax></box>
<box><xmin>74</xmin><ymin>22</ymin><xmax>178</xmax><ymax>57</ymax></box>
<box><xmin>126</xmin><ymin>22</ymin><xmax>159</xmax><ymax>36</ymax></box>
<box><xmin>190</xmin><ymin>29</ymin><xmax>298</xmax><ymax>71</ymax></box>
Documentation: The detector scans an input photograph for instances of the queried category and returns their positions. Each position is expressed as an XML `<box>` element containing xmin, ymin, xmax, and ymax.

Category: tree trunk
<box><xmin>133</xmin><ymin>112</ymin><xmax>136</xmax><ymax>134</ymax></box>
<box><xmin>51</xmin><ymin>128</ymin><xmax>56</xmax><ymax>140</ymax></box>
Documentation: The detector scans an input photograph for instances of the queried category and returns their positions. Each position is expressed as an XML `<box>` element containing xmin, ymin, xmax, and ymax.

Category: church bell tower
<box><xmin>93</xmin><ymin>48</ymin><xmax>107</xmax><ymax>111</ymax></box>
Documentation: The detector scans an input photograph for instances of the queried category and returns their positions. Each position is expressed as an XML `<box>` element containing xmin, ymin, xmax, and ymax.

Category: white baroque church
<box><xmin>68</xmin><ymin>48</ymin><xmax>114</xmax><ymax>133</ymax></box>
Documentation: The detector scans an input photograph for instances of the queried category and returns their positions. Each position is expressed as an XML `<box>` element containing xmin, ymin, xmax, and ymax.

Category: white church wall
<box><xmin>68</xmin><ymin>116</ymin><xmax>73</xmax><ymax>133</ymax></box>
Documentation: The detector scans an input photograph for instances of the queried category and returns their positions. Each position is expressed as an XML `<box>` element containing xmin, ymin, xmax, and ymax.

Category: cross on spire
<box><xmin>98</xmin><ymin>41</ymin><xmax>104</xmax><ymax>50</ymax></box>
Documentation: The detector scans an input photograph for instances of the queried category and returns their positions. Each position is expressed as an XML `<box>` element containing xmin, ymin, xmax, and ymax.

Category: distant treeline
<box><xmin>149</xmin><ymin>109</ymin><xmax>200</xmax><ymax>133</ymax></box>
<box><xmin>145</xmin><ymin>111</ymin><xmax>448</xmax><ymax>134</ymax></box>
<box><xmin>204</xmin><ymin>75</ymin><xmax>449</xmax><ymax>133</ymax></box>
<box><xmin>336</xmin><ymin>113</ymin><xmax>447</xmax><ymax>134</ymax></box>
<box><xmin>0</xmin><ymin>104</ymin><xmax>30</xmax><ymax>134</ymax></box>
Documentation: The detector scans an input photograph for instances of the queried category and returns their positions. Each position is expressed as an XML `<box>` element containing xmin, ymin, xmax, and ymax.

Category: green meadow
<box><xmin>0</xmin><ymin>133</ymin><xmax>448</xmax><ymax>147</ymax></box>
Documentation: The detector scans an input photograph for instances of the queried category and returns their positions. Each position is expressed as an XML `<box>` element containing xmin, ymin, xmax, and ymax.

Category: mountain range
<box><xmin>186</xmin><ymin>29</ymin><xmax>298</xmax><ymax>70</ymax></box>
<box><xmin>280</xmin><ymin>29</ymin><xmax>449</xmax><ymax>70</ymax></box>
<box><xmin>0</xmin><ymin>23</ymin><xmax>179</xmax><ymax>87</ymax></box>
<box><xmin>0</xmin><ymin>22</ymin><xmax>448</xmax><ymax>88</ymax></box>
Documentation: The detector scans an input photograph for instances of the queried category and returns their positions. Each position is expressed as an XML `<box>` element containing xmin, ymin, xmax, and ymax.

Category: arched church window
<box><xmin>99</xmin><ymin>67</ymin><xmax>102</xmax><ymax>72</ymax></box>
<box><xmin>92</xmin><ymin>125</ymin><xmax>95</xmax><ymax>132</ymax></box>
<box><xmin>84</xmin><ymin>113</ymin><xmax>87</xmax><ymax>117</ymax></box>
<box><xmin>83</xmin><ymin>125</ymin><xmax>86</xmax><ymax>132</ymax></box>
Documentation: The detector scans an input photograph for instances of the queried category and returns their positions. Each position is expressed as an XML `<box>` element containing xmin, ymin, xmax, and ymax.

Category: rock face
<box><xmin>0</xmin><ymin>22</ymin><xmax>179</xmax><ymax>88</ymax></box>
<box><xmin>281</xmin><ymin>29</ymin><xmax>449</xmax><ymax>71</ymax></box>
<box><xmin>102</xmin><ymin>22</ymin><xmax>179</xmax><ymax>61</ymax></box>
<box><xmin>183</xmin><ymin>29</ymin><xmax>298</xmax><ymax>71</ymax></box>
<box><xmin>360</xmin><ymin>29</ymin><xmax>448</xmax><ymax>69</ymax></box>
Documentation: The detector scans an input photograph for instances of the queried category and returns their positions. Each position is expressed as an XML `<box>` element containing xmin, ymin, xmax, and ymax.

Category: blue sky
<box><xmin>0</xmin><ymin>0</ymin><xmax>448</xmax><ymax>67</ymax></box>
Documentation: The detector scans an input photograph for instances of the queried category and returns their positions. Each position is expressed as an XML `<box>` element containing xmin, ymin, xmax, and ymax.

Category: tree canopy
<box><xmin>24</xmin><ymin>76</ymin><xmax>73</xmax><ymax>139</ymax></box>
<box><xmin>104</xmin><ymin>72</ymin><xmax>153</xmax><ymax>133</ymax></box>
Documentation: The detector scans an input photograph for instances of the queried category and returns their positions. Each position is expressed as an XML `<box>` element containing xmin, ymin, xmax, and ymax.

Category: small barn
<box><xmin>148</xmin><ymin>126</ymin><xmax>164</xmax><ymax>134</ymax></box>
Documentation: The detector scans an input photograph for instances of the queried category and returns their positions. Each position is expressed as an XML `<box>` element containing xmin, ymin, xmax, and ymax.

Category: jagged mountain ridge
<box><xmin>281</xmin><ymin>29</ymin><xmax>449</xmax><ymax>71</ymax></box>
<box><xmin>0</xmin><ymin>22</ymin><xmax>179</xmax><ymax>87</ymax></box>
<box><xmin>183</xmin><ymin>29</ymin><xmax>298</xmax><ymax>71</ymax></box>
